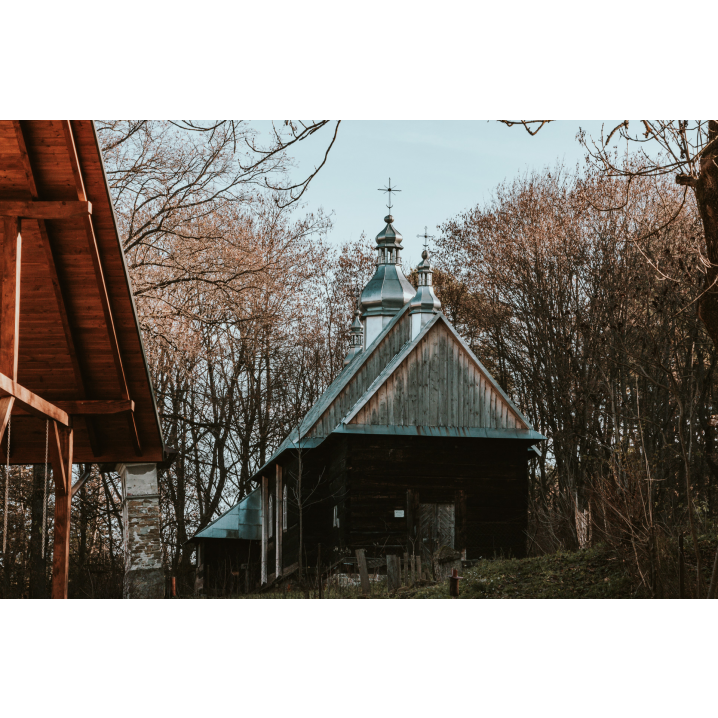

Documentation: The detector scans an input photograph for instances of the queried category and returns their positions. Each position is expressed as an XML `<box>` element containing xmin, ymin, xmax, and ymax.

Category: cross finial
<box><xmin>417</xmin><ymin>226</ymin><xmax>435</xmax><ymax>252</ymax></box>
<box><xmin>378</xmin><ymin>178</ymin><xmax>401</xmax><ymax>211</ymax></box>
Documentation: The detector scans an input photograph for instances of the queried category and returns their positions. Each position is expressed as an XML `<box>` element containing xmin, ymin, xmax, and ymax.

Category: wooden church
<box><xmin>192</xmin><ymin>210</ymin><xmax>545</xmax><ymax>589</ymax></box>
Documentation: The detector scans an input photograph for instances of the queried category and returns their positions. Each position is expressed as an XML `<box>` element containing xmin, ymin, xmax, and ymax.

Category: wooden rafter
<box><xmin>0</xmin><ymin>395</ymin><xmax>14</xmax><ymax>445</ymax></box>
<box><xmin>0</xmin><ymin>201</ymin><xmax>92</xmax><ymax>219</ymax></box>
<box><xmin>0</xmin><ymin>372</ymin><xmax>70</xmax><ymax>426</ymax></box>
<box><xmin>1</xmin><ymin>216</ymin><xmax>21</xmax><ymax>382</ymax></box>
<box><xmin>12</xmin><ymin>121</ymin><xmax>101</xmax><ymax>456</ymax></box>
<box><xmin>12</xmin><ymin>398</ymin><xmax>135</xmax><ymax>416</ymax></box>
<box><xmin>63</xmin><ymin>121</ymin><xmax>142</xmax><ymax>456</ymax></box>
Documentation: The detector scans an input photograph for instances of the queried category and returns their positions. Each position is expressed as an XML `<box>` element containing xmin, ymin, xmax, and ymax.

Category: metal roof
<box><xmin>188</xmin><ymin>488</ymin><xmax>262</xmax><ymax>542</ymax></box>
<box><xmin>250</xmin><ymin>301</ymin><xmax>547</xmax><ymax>483</ymax></box>
<box><xmin>334</xmin><ymin>424</ymin><xmax>547</xmax><ymax>441</ymax></box>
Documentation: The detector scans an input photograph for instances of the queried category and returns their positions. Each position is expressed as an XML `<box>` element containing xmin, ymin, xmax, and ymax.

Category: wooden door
<box><xmin>417</xmin><ymin>503</ymin><xmax>455</xmax><ymax>563</ymax></box>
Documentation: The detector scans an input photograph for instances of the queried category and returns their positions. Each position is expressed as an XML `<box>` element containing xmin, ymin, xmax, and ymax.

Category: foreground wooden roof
<box><xmin>0</xmin><ymin>121</ymin><xmax>164</xmax><ymax>464</ymax></box>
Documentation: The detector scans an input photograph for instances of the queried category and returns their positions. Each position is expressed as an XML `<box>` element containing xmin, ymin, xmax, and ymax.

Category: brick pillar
<box><xmin>117</xmin><ymin>463</ymin><xmax>164</xmax><ymax>598</ymax></box>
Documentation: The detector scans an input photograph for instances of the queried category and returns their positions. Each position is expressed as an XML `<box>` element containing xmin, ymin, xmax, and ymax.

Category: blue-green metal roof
<box><xmin>189</xmin><ymin>488</ymin><xmax>262</xmax><ymax>542</ymax></box>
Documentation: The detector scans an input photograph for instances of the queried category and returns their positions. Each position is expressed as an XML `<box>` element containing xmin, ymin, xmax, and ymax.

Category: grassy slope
<box><xmin>409</xmin><ymin>545</ymin><xmax>637</xmax><ymax>599</ymax></box>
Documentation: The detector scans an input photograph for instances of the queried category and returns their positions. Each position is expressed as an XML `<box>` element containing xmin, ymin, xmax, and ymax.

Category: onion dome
<box><xmin>359</xmin><ymin>215</ymin><xmax>415</xmax><ymax>318</ymax></box>
<box><xmin>409</xmin><ymin>248</ymin><xmax>441</xmax><ymax>315</ymax></box>
<box><xmin>343</xmin><ymin>298</ymin><xmax>364</xmax><ymax>367</ymax></box>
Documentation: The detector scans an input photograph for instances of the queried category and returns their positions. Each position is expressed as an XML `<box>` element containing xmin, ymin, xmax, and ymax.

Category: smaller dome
<box><xmin>409</xmin><ymin>246</ymin><xmax>441</xmax><ymax>315</ymax></box>
<box><xmin>343</xmin><ymin>298</ymin><xmax>364</xmax><ymax>366</ymax></box>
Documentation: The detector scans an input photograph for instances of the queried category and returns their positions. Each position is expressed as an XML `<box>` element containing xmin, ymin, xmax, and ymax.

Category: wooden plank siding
<box><xmin>348</xmin><ymin>320</ymin><xmax>523</xmax><ymax>430</ymax></box>
<box><xmin>306</xmin><ymin>309</ymin><xmax>412</xmax><ymax>438</ymax></box>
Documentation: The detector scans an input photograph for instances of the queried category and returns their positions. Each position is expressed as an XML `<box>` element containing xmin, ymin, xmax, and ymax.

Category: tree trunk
<box><xmin>696</xmin><ymin>121</ymin><xmax>718</xmax><ymax>346</ymax></box>
<box><xmin>28</xmin><ymin>465</ymin><xmax>47</xmax><ymax>599</ymax></box>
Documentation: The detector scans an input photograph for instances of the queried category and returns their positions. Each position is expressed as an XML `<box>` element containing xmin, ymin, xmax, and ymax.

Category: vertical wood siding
<box><xmin>307</xmin><ymin>311</ymin><xmax>412</xmax><ymax>438</ymax></box>
<box><xmin>349</xmin><ymin>321</ymin><xmax>523</xmax><ymax>429</ymax></box>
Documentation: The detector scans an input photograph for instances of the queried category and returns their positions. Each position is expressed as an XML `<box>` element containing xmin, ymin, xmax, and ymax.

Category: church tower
<box><xmin>409</xmin><ymin>244</ymin><xmax>441</xmax><ymax>339</ymax></box>
<box><xmin>359</xmin><ymin>213</ymin><xmax>415</xmax><ymax>348</ymax></box>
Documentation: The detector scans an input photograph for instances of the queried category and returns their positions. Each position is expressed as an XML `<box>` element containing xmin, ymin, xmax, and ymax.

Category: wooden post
<box><xmin>387</xmin><ymin>555</ymin><xmax>401</xmax><ymax>592</ymax></box>
<box><xmin>403</xmin><ymin>551</ymin><xmax>409</xmax><ymax>586</ymax></box>
<box><xmin>317</xmin><ymin>543</ymin><xmax>323</xmax><ymax>599</ymax></box>
<box><xmin>260</xmin><ymin>476</ymin><xmax>268</xmax><ymax>585</ymax></box>
<box><xmin>679</xmin><ymin>534</ymin><xmax>685</xmax><ymax>599</ymax></box>
<box><xmin>416</xmin><ymin>555</ymin><xmax>422</xmax><ymax>584</ymax></box>
<box><xmin>450</xmin><ymin>567</ymin><xmax>460</xmax><ymax>597</ymax></box>
<box><xmin>171</xmin><ymin>577</ymin><xmax>176</xmax><ymax>598</ymax></box>
<box><xmin>1</xmin><ymin>216</ymin><xmax>21</xmax><ymax>383</ymax></box>
<box><xmin>356</xmin><ymin>548</ymin><xmax>370</xmax><ymax>596</ymax></box>
<box><xmin>50</xmin><ymin>423</ymin><xmax>73</xmax><ymax>599</ymax></box>
<box><xmin>411</xmin><ymin>555</ymin><xmax>417</xmax><ymax>585</ymax></box>
<box><xmin>276</xmin><ymin>465</ymin><xmax>282</xmax><ymax>579</ymax></box>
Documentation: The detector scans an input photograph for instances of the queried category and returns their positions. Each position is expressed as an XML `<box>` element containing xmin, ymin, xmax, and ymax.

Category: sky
<box><xmin>277</xmin><ymin>120</ymin><xmax>618</xmax><ymax>264</ymax></box>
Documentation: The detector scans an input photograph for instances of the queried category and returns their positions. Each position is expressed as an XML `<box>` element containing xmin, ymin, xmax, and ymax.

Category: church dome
<box><xmin>409</xmin><ymin>248</ymin><xmax>441</xmax><ymax>315</ymax></box>
<box><xmin>360</xmin><ymin>215</ymin><xmax>415</xmax><ymax>318</ymax></box>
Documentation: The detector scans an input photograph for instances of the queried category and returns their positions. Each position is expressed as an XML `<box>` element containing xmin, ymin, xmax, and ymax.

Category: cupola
<box><xmin>409</xmin><ymin>246</ymin><xmax>441</xmax><ymax>339</ymax></box>
<box><xmin>359</xmin><ymin>214</ymin><xmax>415</xmax><ymax>348</ymax></box>
<box><xmin>343</xmin><ymin>297</ymin><xmax>364</xmax><ymax>366</ymax></box>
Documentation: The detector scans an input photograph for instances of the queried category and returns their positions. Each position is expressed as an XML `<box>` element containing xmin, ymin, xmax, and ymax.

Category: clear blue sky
<box><xmin>279</xmin><ymin>120</ymin><xmax>617</xmax><ymax>264</ymax></box>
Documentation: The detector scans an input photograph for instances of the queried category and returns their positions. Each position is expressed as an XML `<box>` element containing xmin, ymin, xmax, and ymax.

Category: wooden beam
<box><xmin>63</xmin><ymin>122</ymin><xmax>139</xmax><ymax>456</ymax></box>
<box><xmin>0</xmin><ymin>201</ymin><xmax>92</xmax><ymax>220</ymax></box>
<box><xmin>1</xmin><ymin>216</ymin><xmax>21</xmax><ymax>382</ymax></box>
<box><xmin>63</xmin><ymin>123</ymin><xmax>132</xmax><ymax>404</ymax></box>
<box><xmin>59</xmin><ymin>399</ymin><xmax>135</xmax><ymax>415</ymax></box>
<box><xmin>0</xmin><ymin>372</ymin><xmax>70</xmax><ymax>426</ymax></box>
<box><xmin>127</xmin><ymin>412</ymin><xmax>142</xmax><ymax>456</ymax></box>
<box><xmin>12</xmin><ymin>121</ymin><xmax>101</xmax><ymax>457</ymax></box>
<box><xmin>13</xmin><ymin>399</ymin><xmax>134</xmax><ymax>416</ymax></box>
<box><xmin>49</xmin><ymin>420</ymin><xmax>69</xmax><ymax>494</ymax></box>
<box><xmin>0</xmin><ymin>396</ymin><xmax>14</xmax><ymax>446</ymax></box>
<box><xmin>51</xmin><ymin>423</ymin><xmax>73</xmax><ymax>599</ymax></box>
<box><xmin>62</xmin><ymin>121</ymin><xmax>88</xmax><ymax>201</ymax></box>
<box><xmin>12</xmin><ymin>121</ymin><xmax>39</xmax><ymax>197</ymax></box>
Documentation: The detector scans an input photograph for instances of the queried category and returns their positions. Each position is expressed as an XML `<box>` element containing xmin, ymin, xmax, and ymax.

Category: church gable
<box><xmin>305</xmin><ymin>304</ymin><xmax>412</xmax><ymax>438</ymax></box>
<box><xmin>343</xmin><ymin>316</ymin><xmax>530</xmax><ymax>430</ymax></box>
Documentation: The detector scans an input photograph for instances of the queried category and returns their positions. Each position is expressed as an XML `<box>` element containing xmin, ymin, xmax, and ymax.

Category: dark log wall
<box><xmin>344</xmin><ymin>435</ymin><xmax>529</xmax><ymax>560</ymax></box>
<box><xmin>272</xmin><ymin>434</ymin><xmax>531</xmax><ymax>571</ymax></box>
<box><xmin>278</xmin><ymin>437</ymin><xmax>349</xmax><ymax>570</ymax></box>
<box><xmin>199</xmin><ymin>538</ymin><xmax>260</xmax><ymax>596</ymax></box>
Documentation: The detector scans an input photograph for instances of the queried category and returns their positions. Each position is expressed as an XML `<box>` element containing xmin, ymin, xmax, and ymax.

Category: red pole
<box><xmin>171</xmin><ymin>576</ymin><xmax>177</xmax><ymax>598</ymax></box>
<box><xmin>450</xmin><ymin>567</ymin><xmax>460</xmax><ymax>597</ymax></box>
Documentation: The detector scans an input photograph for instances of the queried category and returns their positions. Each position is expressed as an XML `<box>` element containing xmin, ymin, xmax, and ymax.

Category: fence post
<box><xmin>356</xmin><ymin>548</ymin><xmax>370</xmax><ymax>596</ymax></box>
<box><xmin>450</xmin><ymin>567</ymin><xmax>460</xmax><ymax>597</ymax></box>
<box><xmin>403</xmin><ymin>552</ymin><xmax>409</xmax><ymax>586</ymax></box>
<box><xmin>317</xmin><ymin>543</ymin><xmax>323</xmax><ymax>599</ymax></box>
<box><xmin>416</xmin><ymin>555</ymin><xmax>422</xmax><ymax>583</ymax></box>
<box><xmin>387</xmin><ymin>555</ymin><xmax>401</xmax><ymax>592</ymax></box>
<box><xmin>679</xmin><ymin>534</ymin><xmax>685</xmax><ymax>599</ymax></box>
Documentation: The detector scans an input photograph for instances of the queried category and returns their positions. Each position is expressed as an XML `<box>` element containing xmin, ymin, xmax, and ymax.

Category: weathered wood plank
<box><xmin>356</xmin><ymin>548</ymin><xmax>370</xmax><ymax>595</ymax></box>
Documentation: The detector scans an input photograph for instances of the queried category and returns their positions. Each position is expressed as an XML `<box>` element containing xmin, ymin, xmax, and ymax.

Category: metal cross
<box><xmin>378</xmin><ymin>178</ymin><xmax>401</xmax><ymax>211</ymax></box>
<box><xmin>417</xmin><ymin>226</ymin><xmax>435</xmax><ymax>251</ymax></box>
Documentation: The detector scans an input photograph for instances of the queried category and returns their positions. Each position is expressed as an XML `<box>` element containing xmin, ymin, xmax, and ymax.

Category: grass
<box><xmin>410</xmin><ymin>545</ymin><xmax>636</xmax><ymax>599</ymax></box>
<box><xmin>198</xmin><ymin>543</ymin><xmax>639</xmax><ymax>599</ymax></box>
